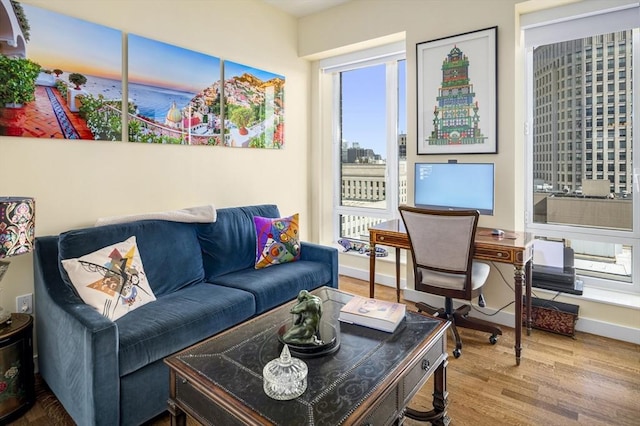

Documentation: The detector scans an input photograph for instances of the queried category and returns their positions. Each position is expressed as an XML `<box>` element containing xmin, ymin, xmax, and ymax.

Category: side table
<box><xmin>0</xmin><ymin>313</ymin><xmax>34</xmax><ymax>424</ymax></box>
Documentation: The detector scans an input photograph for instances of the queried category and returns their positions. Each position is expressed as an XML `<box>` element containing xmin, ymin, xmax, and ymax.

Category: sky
<box><xmin>341</xmin><ymin>60</ymin><xmax>406</xmax><ymax>159</ymax></box>
<box><xmin>21</xmin><ymin>3</ymin><xmax>122</xmax><ymax>80</ymax></box>
<box><xmin>127</xmin><ymin>34</ymin><xmax>221</xmax><ymax>93</ymax></box>
<box><xmin>19</xmin><ymin>4</ymin><xmax>281</xmax><ymax>95</ymax></box>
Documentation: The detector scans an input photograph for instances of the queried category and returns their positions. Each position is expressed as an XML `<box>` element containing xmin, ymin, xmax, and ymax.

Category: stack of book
<box><xmin>339</xmin><ymin>296</ymin><xmax>406</xmax><ymax>333</ymax></box>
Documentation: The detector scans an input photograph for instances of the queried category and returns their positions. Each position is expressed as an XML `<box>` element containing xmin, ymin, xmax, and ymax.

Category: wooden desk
<box><xmin>369</xmin><ymin>219</ymin><xmax>534</xmax><ymax>365</ymax></box>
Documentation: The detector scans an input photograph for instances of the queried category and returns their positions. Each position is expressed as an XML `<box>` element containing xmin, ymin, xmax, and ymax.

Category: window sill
<box><xmin>534</xmin><ymin>286</ymin><xmax>640</xmax><ymax>309</ymax></box>
<box><xmin>336</xmin><ymin>246</ymin><xmax>406</xmax><ymax>264</ymax></box>
<box><xmin>580</xmin><ymin>287</ymin><xmax>640</xmax><ymax>309</ymax></box>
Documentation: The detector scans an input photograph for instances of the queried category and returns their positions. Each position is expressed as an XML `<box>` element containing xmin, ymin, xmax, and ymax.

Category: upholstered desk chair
<box><xmin>399</xmin><ymin>205</ymin><xmax>501</xmax><ymax>358</ymax></box>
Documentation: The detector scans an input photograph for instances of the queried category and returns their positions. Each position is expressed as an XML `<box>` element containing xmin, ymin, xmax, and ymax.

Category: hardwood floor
<box><xmin>11</xmin><ymin>276</ymin><xmax>640</xmax><ymax>425</ymax></box>
<box><xmin>353</xmin><ymin>278</ymin><xmax>640</xmax><ymax>426</ymax></box>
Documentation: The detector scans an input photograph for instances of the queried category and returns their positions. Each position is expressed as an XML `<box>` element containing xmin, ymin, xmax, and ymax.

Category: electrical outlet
<box><xmin>16</xmin><ymin>293</ymin><xmax>33</xmax><ymax>314</ymax></box>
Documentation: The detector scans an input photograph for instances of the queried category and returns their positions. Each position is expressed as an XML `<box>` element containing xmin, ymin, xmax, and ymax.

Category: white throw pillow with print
<box><xmin>61</xmin><ymin>236</ymin><xmax>156</xmax><ymax>321</ymax></box>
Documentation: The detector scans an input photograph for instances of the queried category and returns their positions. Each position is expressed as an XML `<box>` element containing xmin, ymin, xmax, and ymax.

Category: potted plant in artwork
<box><xmin>229</xmin><ymin>107</ymin><xmax>254</xmax><ymax>136</ymax></box>
<box><xmin>0</xmin><ymin>55</ymin><xmax>41</xmax><ymax>136</ymax></box>
<box><xmin>68</xmin><ymin>73</ymin><xmax>87</xmax><ymax>90</ymax></box>
<box><xmin>67</xmin><ymin>72</ymin><xmax>87</xmax><ymax>112</ymax></box>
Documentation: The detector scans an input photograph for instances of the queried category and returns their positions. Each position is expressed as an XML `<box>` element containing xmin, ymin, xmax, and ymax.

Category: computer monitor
<box><xmin>414</xmin><ymin>162</ymin><xmax>495</xmax><ymax>215</ymax></box>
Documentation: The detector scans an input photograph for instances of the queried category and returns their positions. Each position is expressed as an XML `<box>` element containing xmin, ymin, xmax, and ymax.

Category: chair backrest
<box><xmin>399</xmin><ymin>205</ymin><xmax>480</xmax><ymax>300</ymax></box>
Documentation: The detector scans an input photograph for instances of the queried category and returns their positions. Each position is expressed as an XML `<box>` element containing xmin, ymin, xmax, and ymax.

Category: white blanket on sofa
<box><xmin>95</xmin><ymin>205</ymin><xmax>216</xmax><ymax>226</ymax></box>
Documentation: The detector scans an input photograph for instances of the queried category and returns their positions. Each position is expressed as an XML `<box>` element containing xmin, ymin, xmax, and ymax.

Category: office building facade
<box><xmin>532</xmin><ymin>30</ymin><xmax>633</xmax><ymax>196</ymax></box>
<box><xmin>339</xmin><ymin>135</ymin><xmax>407</xmax><ymax>240</ymax></box>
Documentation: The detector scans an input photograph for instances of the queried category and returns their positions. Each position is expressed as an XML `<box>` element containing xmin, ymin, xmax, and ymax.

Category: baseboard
<box><xmin>340</xmin><ymin>266</ymin><xmax>640</xmax><ymax>345</ymax></box>
<box><xmin>573</xmin><ymin>316</ymin><xmax>640</xmax><ymax>344</ymax></box>
<box><xmin>404</xmin><ymin>289</ymin><xmax>640</xmax><ymax>345</ymax></box>
<box><xmin>339</xmin><ymin>264</ymin><xmax>407</xmax><ymax>289</ymax></box>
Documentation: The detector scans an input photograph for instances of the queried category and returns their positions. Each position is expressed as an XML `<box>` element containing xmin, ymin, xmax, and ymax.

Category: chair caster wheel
<box><xmin>489</xmin><ymin>334</ymin><xmax>498</xmax><ymax>345</ymax></box>
<box><xmin>453</xmin><ymin>348</ymin><xmax>461</xmax><ymax>358</ymax></box>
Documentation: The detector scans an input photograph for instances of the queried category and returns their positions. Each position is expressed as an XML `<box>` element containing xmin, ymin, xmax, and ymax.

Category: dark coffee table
<box><xmin>165</xmin><ymin>287</ymin><xmax>450</xmax><ymax>425</ymax></box>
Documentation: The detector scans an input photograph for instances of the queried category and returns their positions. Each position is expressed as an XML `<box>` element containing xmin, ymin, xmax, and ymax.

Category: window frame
<box><xmin>321</xmin><ymin>44</ymin><xmax>406</xmax><ymax>243</ymax></box>
<box><xmin>522</xmin><ymin>2</ymin><xmax>640</xmax><ymax>294</ymax></box>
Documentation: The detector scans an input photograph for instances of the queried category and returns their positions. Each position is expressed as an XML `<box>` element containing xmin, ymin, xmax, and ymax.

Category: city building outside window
<box><xmin>322</xmin><ymin>44</ymin><xmax>407</xmax><ymax>243</ymax></box>
<box><xmin>523</xmin><ymin>2</ymin><xmax>639</xmax><ymax>294</ymax></box>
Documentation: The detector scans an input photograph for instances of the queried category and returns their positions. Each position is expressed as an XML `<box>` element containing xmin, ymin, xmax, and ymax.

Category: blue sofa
<box><xmin>33</xmin><ymin>204</ymin><xmax>338</xmax><ymax>426</ymax></box>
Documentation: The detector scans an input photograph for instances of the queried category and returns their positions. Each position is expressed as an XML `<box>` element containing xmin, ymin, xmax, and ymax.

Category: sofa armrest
<box><xmin>300</xmin><ymin>241</ymin><xmax>339</xmax><ymax>288</ymax></box>
<box><xmin>34</xmin><ymin>237</ymin><xmax>120</xmax><ymax>426</ymax></box>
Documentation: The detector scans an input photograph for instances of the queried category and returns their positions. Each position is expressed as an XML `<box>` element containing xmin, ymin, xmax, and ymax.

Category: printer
<box><xmin>532</xmin><ymin>240</ymin><xmax>582</xmax><ymax>295</ymax></box>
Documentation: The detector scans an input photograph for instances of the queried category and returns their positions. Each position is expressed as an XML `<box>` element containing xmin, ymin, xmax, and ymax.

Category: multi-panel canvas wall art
<box><xmin>223</xmin><ymin>61</ymin><xmax>285</xmax><ymax>148</ymax></box>
<box><xmin>0</xmin><ymin>2</ymin><xmax>286</xmax><ymax>148</ymax></box>
<box><xmin>0</xmin><ymin>1</ymin><xmax>123</xmax><ymax>140</ymax></box>
<box><xmin>127</xmin><ymin>34</ymin><xmax>222</xmax><ymax>146</ymax></box>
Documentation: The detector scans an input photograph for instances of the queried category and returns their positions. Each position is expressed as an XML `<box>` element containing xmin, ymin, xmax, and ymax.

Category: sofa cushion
<box><xmin>208</xmin><ymin>260</ymin><xmax>333</xmax><ymax>314</ymax></box>
<box><xmin>198</xmin><ymin>204</ymin><xmax>280</xmax><ymax>279</ymax></box>
<box><xmin>59</xmin><ymin>220</ymin><xmax>205</xmax><ymax>298</ymax></box>
<box><xmin>116</xmin><ymin>282</ymin><xmax>255</xmax><ymax>376</ymax></box>
<box><xmin>61</xmin><ymin>236</ymin><xmax>157</xmax><ymax>321</ymax></box>
<box><xmin>254</xmin><ymin>213</ymin><xmax>300</xmax><ymax>269</ymax></box>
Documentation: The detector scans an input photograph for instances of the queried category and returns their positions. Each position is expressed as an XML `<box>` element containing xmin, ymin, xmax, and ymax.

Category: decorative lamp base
<box><xmin>0</xmin><ymin>306</ymin><xmax>11</xmax><ymax>326</ymax></box>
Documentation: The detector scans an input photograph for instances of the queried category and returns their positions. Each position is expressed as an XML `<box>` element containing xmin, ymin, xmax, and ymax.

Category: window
<box><xmin>523</xmin><ymin>3</ymin><xmax>639</xmax><ymax>294</ymax></box>
<box><xmin>322</xmin><ymin>44</ymin><xmax>406</xmax><ymax>243</ymax></box>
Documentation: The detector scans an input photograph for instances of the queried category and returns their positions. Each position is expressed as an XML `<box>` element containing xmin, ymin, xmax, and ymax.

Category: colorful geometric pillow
<box><xmin>61</xmin><ymin>236</ymin><xmax>156</xmax><ymax>321</ymax></box>
<box><xmin>254</xmin><ymin>214</ymin><xmax>300</xmax><ymax>269</ymax></box>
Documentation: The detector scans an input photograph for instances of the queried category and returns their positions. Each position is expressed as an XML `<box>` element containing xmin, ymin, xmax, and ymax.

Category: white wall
<box><xmin>2</xmin><ymin>0</ymin><xmax>636</xmax><ymax>343</ymax></box>
<box><xmin>301</xmin><ymin>0</ymin><xmax>640</xmax><ymax>340</ymax></box>
<box><xmin>302</xmin><ymin>0</ymin><xmax>524</xmax><ymax>313</ymax></box>
<box><xmin>1</xmin><ymin>0</ymin><xmax>311</xmax><ymax>319</ymax></box>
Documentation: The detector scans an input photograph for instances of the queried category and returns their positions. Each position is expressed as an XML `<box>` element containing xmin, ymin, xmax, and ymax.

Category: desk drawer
<box><xmin>175</xmin><ymin>374</ymin><xmax>242</xmax><ymax>426</ymax></box>
<box><xmin>360</xmin><ymin>387</ymin><xmax>399</xmax><ymax>426</ymax></box>
<box><xmin>373</xmin><ymin>234</ymin><xmax>410</xmax><ymax>249</ymax></box>
<box><xmin>475</xmin><ymin>246</ymin><xmax>514</xmax><ymax>263</ymax></box>
<box><xmin>400</xmin><ymin>334</ymin><xmax>445</xmax><ymax>405</ymax></box>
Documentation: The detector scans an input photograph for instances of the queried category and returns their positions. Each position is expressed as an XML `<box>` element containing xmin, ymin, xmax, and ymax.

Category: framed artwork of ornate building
<box><xmin>417</xmin><ymin>26</ymin><xmax>497</xmax><ymax>155</ymax></box>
